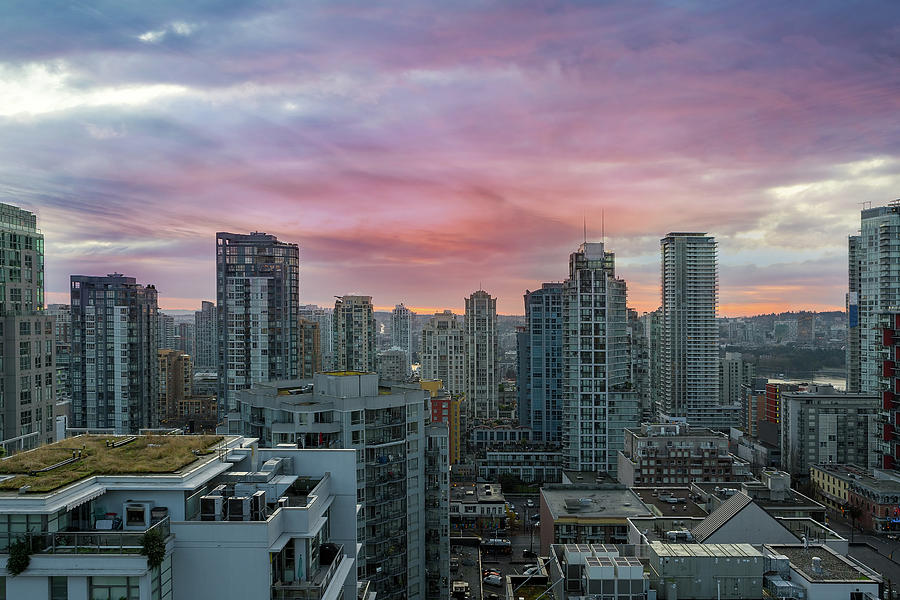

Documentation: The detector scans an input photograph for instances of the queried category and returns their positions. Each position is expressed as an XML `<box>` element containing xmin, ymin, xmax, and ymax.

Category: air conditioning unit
<box><xmin>250</xmin><ymin>490</ymin><xmax>266</xmax><ymax>520</ymax></box>
<box><xmin>228</xmin><ymin>496</ymin><xmax>251</xmax><ymax>521</ymax></box>
<box><xmin>200</xmin><ymin>495</ymin><xmax>224</xmax><ymax>521</ymax></box>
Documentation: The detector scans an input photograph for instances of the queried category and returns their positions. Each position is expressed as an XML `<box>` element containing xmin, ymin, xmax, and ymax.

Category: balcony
<box><xmin>25</xmin><ymin>517</ymin><xmax>170</xmax><ymax>556</ymax></box>
<box><xmin>272</xmin><ymin>543</ymin><xmax>345</xmax><ymax>600</ymax></box>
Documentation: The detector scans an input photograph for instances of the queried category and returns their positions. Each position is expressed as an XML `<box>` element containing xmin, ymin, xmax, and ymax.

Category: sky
<box><xmin>2</xmin><ymin>1</ymin><xmax>899</xmax><ymax>316</ymax></box>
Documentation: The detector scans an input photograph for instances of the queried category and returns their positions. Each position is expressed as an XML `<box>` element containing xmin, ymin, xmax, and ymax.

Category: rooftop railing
<box><xmin>10</xmin><ymin>517</ymin><xmax>172</xmax><ymax>556</ymax></box>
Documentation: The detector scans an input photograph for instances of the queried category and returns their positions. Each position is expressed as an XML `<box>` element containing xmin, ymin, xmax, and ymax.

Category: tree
<box><xmin>844</xmin><ymin>503</ymin><xmax>863</xmax><ymax>542</ymax></box>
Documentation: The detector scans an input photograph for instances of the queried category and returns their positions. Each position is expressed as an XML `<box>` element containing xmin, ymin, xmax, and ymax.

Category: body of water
<box><xmin>761</xmin><ymin>371</ymin><xmax>846</xmax><ymax>391</ymax></box>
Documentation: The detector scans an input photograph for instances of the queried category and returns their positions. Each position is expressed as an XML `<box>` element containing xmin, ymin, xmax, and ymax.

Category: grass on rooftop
<box><xmin>0</xmin><ymin>435</ymin><xmax>223</xmax><ymax>493</ymax></box>
<box><xmin>515</xmin><ymin>585</ymin><xmax>550</xmax><ymax>600</ymax></box>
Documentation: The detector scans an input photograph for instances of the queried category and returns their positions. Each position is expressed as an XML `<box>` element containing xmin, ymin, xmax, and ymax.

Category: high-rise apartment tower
<box><xmin>464</xmin><ymin>290</ymin><xmax>498</xmax><ymax>421</ymax></box>
<box><xmin>216</xmin><ymin>232</ymin><xmax>299</xmax><ymax>415</ymax></box>
<box><xmin>658</xmin><ymin>233</ymin><xmax>725</xmax><ymax>428</ymax></box>
<box><xmin>333</xmin><ymin>295</ymin><xmax>376</xmax><ymax>372</ymax></box>
<box><xmin>561</xmin><ymin>243</ymin><xmax>639</xmax><ymax>474</ymax></box>
<box><xmin>518</xmin><ymin>283</ymin><xmax>564</xmax><ymax>442</ymax></box>
<box><xmin>420</xmin><ymin>311</ymin><xmax>465</xmax><ymax>397</ymax></box>
<box><xmin>0</xmin><ymin>204</ymin><xmax>55</xmax><ymax>449</ymax></box>
<box><xmin>391</xmin><ymin>303</ymin><xmax>413</xmax><ymax>373</ymax></box>
<box><xmin>70</xmin><ymin>273</ymin><xmax>158</xmax><ymax>433</ymax></box>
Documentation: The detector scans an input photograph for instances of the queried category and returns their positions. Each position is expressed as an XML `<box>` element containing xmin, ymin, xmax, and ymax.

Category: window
<box><xmin>89</xmin><ymin>577</ymin><xmax>139</xmax><ymax>600</ymax></box>
<box><xmin>151</xmin><ymin>555</ymin><xmax>173</xmax><ymax>600</ymax></box>
<box><xmin>50</xmin><ymin>576</ymin><xmax>67</xmax><ymax>600</ymax></box>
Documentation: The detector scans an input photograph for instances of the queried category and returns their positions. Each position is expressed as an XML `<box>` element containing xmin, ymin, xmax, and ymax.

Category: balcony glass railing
<box><xmin>272</xmin><ymin>545</ymin><xmax>344</xmax><ymax>600</ymax></box>
<box><xmin>10</xmin><ymin>517</ymin><xmax>172</xmax><ymax>556</ymax></box>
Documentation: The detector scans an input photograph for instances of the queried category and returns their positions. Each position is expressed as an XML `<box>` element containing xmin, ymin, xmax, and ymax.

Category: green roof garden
<box><xmin>0</xmin><ymin>435</ymin><xmax>224</xmax><ymax>493</ymax></box>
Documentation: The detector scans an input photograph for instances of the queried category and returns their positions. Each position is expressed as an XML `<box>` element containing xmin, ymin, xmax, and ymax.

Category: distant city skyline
<box><xmin>4</xmin><ymin>2</ymin><xmax>898</xmax><ymax>315</ymax></box>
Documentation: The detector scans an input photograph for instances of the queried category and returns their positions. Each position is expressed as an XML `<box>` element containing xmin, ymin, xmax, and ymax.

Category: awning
<box><xmin>66</xmin><ymin>487</ymin><xmax>105</xmax><ymax>512</ymax></box>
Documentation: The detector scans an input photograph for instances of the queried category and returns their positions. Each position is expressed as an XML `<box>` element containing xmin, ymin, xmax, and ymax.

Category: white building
<box><xmin>847</xmin><ymin>202</ymin><xmax>900</xmax><ymax>394</ymax></box>
<box><xmin>658</xmin><ymin>233</ymin><xmax>734</xmax><ymax>429</ymax></box>
<box><xmin>391</xmin><ymin>304</ymin><xmax>413</xmax><ymax>374</ymax></box>
<box><xmin>232</xmin><ymin>372</ymin><xmax>427</xmax><ymax>600</ymax></box>
<box><xmin>562</xmin><ymin>243</ymin><xmax>640</xmax><ymax>474</ymax></box>
<box><xmin>0</xmin><ymin>434</ymin><xmax>359</xmax><ymax>600</ymax></box>
<box><xmin>420</xmin><ymin>311</ymin><xmax>465</xmax><ymax>397</ymax></box>
<box><xmin>465</xmin><ymin>290</ymin><xmax>498</xmax><ymax>421</ymax></box>
<box><xmin>333</xmin><ymin>296</ymin><xmax>376</xmax><ymax>372</ymax></box>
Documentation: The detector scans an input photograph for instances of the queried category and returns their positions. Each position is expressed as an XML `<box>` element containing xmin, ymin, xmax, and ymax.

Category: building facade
<box><xmin>617</xmin><ymin>423</ymin><xmax>747</xmax><ymax>487</ymax></box>
<box><xmin>298</xmin><ymin>317</ymin><xmax>322</xmax><ymax>379</ymax></box>
<box><xmin>518</xmin><ymin>283</ymin><xmax>564</xmax><ymax>442</ymax></box>
<box><xmin>233</xmin><ymin>373</ymin><xmax>427</xmax><ymax>600</ymax></box>
<box><xmin>719</xmin><ymin>352</ymin><xmax>756</xmax><ymax>408</ymax></box>
<box><xmin>192</xmin><ymin>300</ymin><xmax>217</xmax><ymax>371</ymax></box>
<box><xmin>424</xmin><ymin>422</ymin><xmax>450</xmax><ymax>600</ymax></box>
<box><xmin>333</xmin><ymin>295</ymin><xmax>376</xmax><ymax>372</ymax></box>
<box><xmin>780</xmin><ymin>385</ymin><xmax>880</xmax><ymax>477</ymax></box>
<box><xmin>658</xmin><ymin>233</ymin><xmax>726</xmax><ymax>428</ymax></box>
<box><xmin>70</xmin><ymin>274</ymin><xmax>158</xmax><ymax>434</ymax></box>
<box><xmin>0</xmin><ymin>434</ymin><xmax>360</xmax><ymax>600</ymax></box>
<box><xmin>216</xmin><ymin>232</ymin><xmax>299</xmax><ymax>416</ymax></box>
<box><xmin>300</xmin><ymin>305</ymin><xmax>333</xmax><ymax>371</ymax></box>
<box><xmin>420</xmin><ymin>311</ymin><xmax>465</xmax><ymax>397</ymax></box>
<box><xmin>562</xmin><ymin>243</ymin><xmax>639</xmax><ymax>475</ymax></box>
<box><xmin>847</xmin><ymin>203</ymin><xmax>900</xmax><ymax>395</ymax></box>
<box><xmin>430</xmin><ymin>387</ymin><xmax>461</xmax><ymax>465</ymax></box>
<box><xmin>46</xmin><ymin>303</ymin><xmax>71</xmax><ymax>403</ymax></box>
<box><xmin>157</xmin><ymin>313</ymin><xmax>175</xmax><ymax>350</ymax></box>
<box><xmin>376</xmin><ymin>348</ymin><xmax>408</xmax><ymax>382</ymax></box>
<box><xmin>464</xmin><ymin>290</ymin><xmax>498</xmax><ymax>421</ymax></box>
<box><xmin>0</xmin><ymin>204</ymin><xmax>55</xmax><ymax>450</ymax></box>
<box><xmin>391</xmin><ymin>303</ymin><xmax>413</xmax><ymax>374</ymax></box>
<box><xmin>157</xmin><ymin>350</ymin><xmax>192</xmax><ymax>427</ymax></box>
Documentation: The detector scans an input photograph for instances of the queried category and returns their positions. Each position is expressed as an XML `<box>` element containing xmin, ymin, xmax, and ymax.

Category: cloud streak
<box><xmin>2</xmin><ymin>0</ymin><xmax>899</xmax><ymax>313</ymax></box>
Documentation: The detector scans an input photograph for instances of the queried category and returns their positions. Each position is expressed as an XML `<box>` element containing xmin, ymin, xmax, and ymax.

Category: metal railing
<box><xmin>30</xmin><ymin>517</ymin><xmax>171</xmax><ymax>555</ymax></box>
<box><xmin>272</xmin><ymin>547</ymin><xmax>344</xmax><ymax>600</ymax></box>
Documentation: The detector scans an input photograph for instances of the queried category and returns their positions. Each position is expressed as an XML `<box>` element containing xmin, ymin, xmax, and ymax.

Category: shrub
<box><xmin>7</xmin><ymin>536</ymin><xmax>32</xmax><ymax>576</ymax></box>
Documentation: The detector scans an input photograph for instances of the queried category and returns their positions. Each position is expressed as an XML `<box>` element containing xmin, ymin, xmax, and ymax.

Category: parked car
<box><xmin>525</xmin><ymin>499</ymin><xmax>535</xmax><ymax>508</ymax></box>
<box><xmin>530</xmin><ymin>513</ymin><xmax>541</xmax><ymax>522</ymax></box>
<box><xmin>522</xmin><ymin>566</ymin><xmax>541</xmax><ymax>576</ymax></box>
<box><xmin>483</xmin><ymin>574</ymin><xmax>503</xmax><ymax>587</ymax></box>
<box><xmin>523</xmin><ymin>549</ymin><xmax>537</xmax><ymax>559</ymax></box>
<box><xmin>486</xmin><ymin>594</ymin><xmax>500</xmax><ymax>600</ymax></box>
<box><xmin>483</xmin><ymin>569</ymin><xmax>501</xmax><ymax>578</ymax></box>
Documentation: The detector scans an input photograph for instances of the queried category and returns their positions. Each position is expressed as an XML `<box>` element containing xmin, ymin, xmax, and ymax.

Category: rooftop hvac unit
<box><xmin>250</xmin><ymin>490</ymin><xmax>267</xmax><ymax>520</ymax></box>
<box><xmin>228</xmin><ymin>496</ymin><xmax>251</xmax><ymax>521</ymax></box>
<box><xmin>200</xmin><ymin>495</ymin><xmax>224</xmax><ymax>521</ymax></box>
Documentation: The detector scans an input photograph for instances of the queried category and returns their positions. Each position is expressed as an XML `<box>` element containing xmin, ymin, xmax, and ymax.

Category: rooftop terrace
<box><xmin>0</xmin><ymin>435</ymin><xmax>224</xmax><ymax>493</ymax></box>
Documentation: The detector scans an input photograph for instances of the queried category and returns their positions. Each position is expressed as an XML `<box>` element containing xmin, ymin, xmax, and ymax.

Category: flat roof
<box><xmin>769</xmin><ymin>545</ymin><xmax>881</xmax><ymax>583</ymax></box>
<box><xmin>814</xmin><ymin>465</ymin><xmax>900</xmax><ymax>494</ymax></box>
<box><xmin>632</xmin><ymin>488</ymin><xmax>708</xmax><ymax>518</ymax></box>
<box><xmin>0</xmin><ymin>435</ymin><xmax>224</xmax><ymax>493</ymax></box>
<box><xmin>451</xmin><ymin>482</ymin><xmax>505</xmax><ymax>503</ymax></box>
<box><xmin>542</xmin><ymin>486</ymin><xmax>652</xmax><ymax>520</ymax></box>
